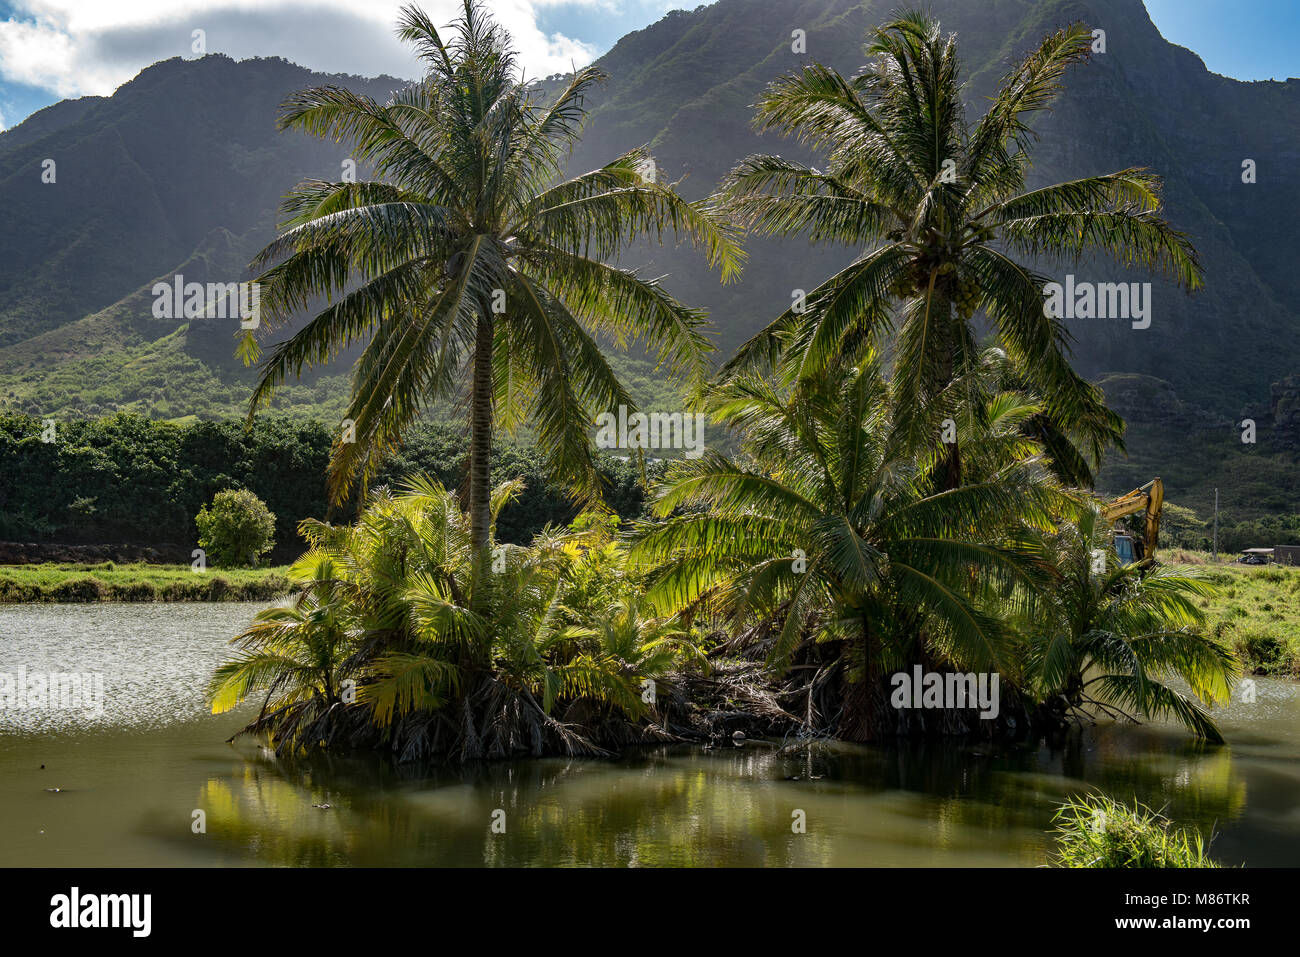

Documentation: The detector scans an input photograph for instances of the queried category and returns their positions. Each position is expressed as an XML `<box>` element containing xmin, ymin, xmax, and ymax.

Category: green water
<box><xmin>1</xmin><ymin>602</ymin><xmax>1296</xmax><ymax>867</ymax></box>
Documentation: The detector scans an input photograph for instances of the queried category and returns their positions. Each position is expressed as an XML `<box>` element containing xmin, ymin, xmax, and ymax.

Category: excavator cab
<box><xmin>1114</xmin><ymin>533</ymin><xmax>1137</xmax><ymax>566</ymax></box>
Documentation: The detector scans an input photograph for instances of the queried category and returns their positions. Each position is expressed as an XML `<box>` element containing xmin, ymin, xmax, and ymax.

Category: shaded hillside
<box><xmin>0</xmin><ymin>55</ymin><xmax>404</xmax><ymax>347</ymax></box>
<box><xmin>1</xmin><ymin>0</ymin><xmax>1298</xmax><ymax>515</ymax></box>
<box><xmin>543</xmin><ymin>0</ymin><xmax>1300</xmax><ymax>419</ymax></box>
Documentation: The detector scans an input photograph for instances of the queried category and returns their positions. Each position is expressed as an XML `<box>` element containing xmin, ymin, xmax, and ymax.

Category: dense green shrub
<box><xmin>51</xmin><ymin>577</ymin><xmax>107</xmax><ymax>602</ymax></box>
<box><xmin>196</xmin><ymin>490</ymin><xmax>276</xmax><ymax>567</ymax></box>
<box><xmin>207</xmin><ymin>478</ymin><xmax>698</xmax><ymax>759</ymax></box>
<box><xmin>1233</xmin><ymin>624</ymin><xmax>1289</xmax><ymax>674</ymax></box>
<box><xmin>109</xmin><ymin>581</ymin><xmax>158</xmax><ymax>601</ymax></box>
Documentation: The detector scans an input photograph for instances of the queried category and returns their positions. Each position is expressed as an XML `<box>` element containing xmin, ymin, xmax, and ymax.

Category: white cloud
<box><xmin>0</xmin><ymin>1</ymin><xmax>602</xmax><ymax>100</ymax></box>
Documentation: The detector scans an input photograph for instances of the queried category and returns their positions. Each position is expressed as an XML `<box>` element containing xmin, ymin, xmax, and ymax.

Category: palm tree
<box><xmin>631</xmin><ymin>351</ymin><xmax>1057</xmax><ymax>739</ymax></box>
<box><xmin>207</xmin><ymin>550</ymin><xmax>359</xmax><ymax>749</ymax></box>
<box><xmin>951</xmin><ymin>345</ymin><xmax>1112</xmax><ymax>489</ymax></box>
<box><xmin>362</xmin><ymin>494</ymin><xmax>701</xmax><ymax>757</ymax></box>
<box><xmin>207</xmin><ymin>475</ymin><xmax>509</xmax><ymax>755</ymax></box>
<box><xmin>712</xmin><ymin>13</ymin><xmax>1200</xmax><ymax>489</ymax></box>
<box><xmin>241</xmin><ymin>1</ymin><xmax>741</xmax><ymax>564</ymax></box>
<box><xmin>1026</xmin><ymin>508</ymin><xmax>1238</xmax><ymax>741</ymax></box>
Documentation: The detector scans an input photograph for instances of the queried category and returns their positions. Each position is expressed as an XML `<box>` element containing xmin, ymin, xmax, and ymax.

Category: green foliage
<box><xmin>0</xmin><ymin>411</ymin><xmax>331</xmax><ymax>552</ymax></box>
<box><xmin>1051</xmin><ymin>794</ymin><xmax>1219</xmax><ymax>868</ymax></box>
<box><xmin>1156</xmin><ymin>503</ymin><xmax>1208</xmax><ymax>550</ymax></box>
<box><xmin>206</xmin><ymin>475</ymin><xmax>702</xmax><ymax>759</ymax></box>
<box><xmin>196</xmin><ymin>489</ymin><xmax>277</xmax><ymax>568</ymax></box>
<box><xmin>0</xmin><ymin>412</ymin><xmax>653</xmax><ymax>555</ymax></box>
<box><xmin>1025</xmin><ymin>510</ymin><xmax>1239</xmax><ymax>742</ymax></box>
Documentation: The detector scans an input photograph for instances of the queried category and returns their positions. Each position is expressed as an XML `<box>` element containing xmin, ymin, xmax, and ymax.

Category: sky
<box><xmin>1144</xmin><ymin>0</ymin><xmax>1300</xmax><ymax>82</ymax></box>
<box><xmin>0</xmin><ymin>0</ymin><xmax>1296</xmax><ymax>132</ymax></box>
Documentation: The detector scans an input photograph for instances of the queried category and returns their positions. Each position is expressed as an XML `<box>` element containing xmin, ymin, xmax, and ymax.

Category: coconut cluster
<box><xmin>888</xmin><ymin>260</ymin><xmax>980</xmax><ymax>319</ymax></box>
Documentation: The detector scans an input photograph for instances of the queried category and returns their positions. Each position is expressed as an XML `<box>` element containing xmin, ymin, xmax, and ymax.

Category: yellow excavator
<box><xmin>1101</xmin><ymin>478</ymin><xmax>1164</xmax><ymax>566</ymax></box>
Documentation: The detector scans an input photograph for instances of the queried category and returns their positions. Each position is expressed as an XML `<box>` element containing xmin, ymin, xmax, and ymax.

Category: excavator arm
<box><xmin>1102</xmin><ymin>478</ymin><xmax>1164</xmax><ymax>563</ymax></box>
<box><xmin>1143</xmin><ymin>478</ymin><xmax>1163</xmax><ymax>558</ymax></box>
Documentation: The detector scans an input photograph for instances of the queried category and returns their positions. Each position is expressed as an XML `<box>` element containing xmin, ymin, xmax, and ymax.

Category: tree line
<box><xmin>0</xmin><ymin>412</ymin><xmax>649</xmax><ymax>559</ymax></box>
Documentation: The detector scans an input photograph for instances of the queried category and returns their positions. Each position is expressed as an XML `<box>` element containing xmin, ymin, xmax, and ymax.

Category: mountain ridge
<box><xmin>1</xmin><ymin>0</ymin><xmax>1297</xmax><ymax>521</ymax></box>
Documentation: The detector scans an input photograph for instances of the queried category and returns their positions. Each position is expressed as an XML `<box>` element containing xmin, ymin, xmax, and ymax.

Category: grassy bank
<box><xmin>0</xmin><ymin>562</ymin><xmax>292</xmax><ymax>603</ymax></box>
<box><xmin>1167</xmin><ymin>551</ymin><xmax>1300</xmax><ymax>677</ymax></box>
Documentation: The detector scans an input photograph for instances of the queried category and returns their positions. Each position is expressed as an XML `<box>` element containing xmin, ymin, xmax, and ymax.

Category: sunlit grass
<box><xmin>1167</xmin><ymin>556</ymin><xmax>1300</xmax><ymax>676</ymax></box>
<box><xmin>0</xmin><ymin>561</ymin><xmax>291</xmax><ymax>602</ymax></box>
<box><xmin>1050</xmin><ymin>794</ymin><xmax>1219</xmax><ymax>868</ymax></box>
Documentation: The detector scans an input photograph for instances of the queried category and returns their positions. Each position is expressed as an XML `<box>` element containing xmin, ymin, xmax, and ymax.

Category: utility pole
<box><xmin>1213</xmin><ymin>487</ymin><xmax>1219</xmax><ymax>562</ymax></box>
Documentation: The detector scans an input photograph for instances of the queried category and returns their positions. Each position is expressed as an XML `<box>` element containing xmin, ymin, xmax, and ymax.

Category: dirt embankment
<box><xmin>0</xmin><ymin>542</ymin><xmax>194</xmax><ymax>564</ymax></box>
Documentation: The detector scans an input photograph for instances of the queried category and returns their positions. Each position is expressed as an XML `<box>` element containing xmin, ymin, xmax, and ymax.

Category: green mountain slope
<box><xmin>0</xmin><ymin>0</ymin><xmax>1298</xmax><ymax>519</ymax></box>
<box><xmin>546</xmin><ymin>0</ymin><xmax>1300</xmax><ymax>412</ymax></box>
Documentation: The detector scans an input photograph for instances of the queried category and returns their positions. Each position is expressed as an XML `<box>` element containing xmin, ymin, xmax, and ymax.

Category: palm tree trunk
<box><xmin>942</xmin><ymin>431</ymin><xmax>962</xmax><ymax>491</ymax></box>
<box><xmin>930</xmin><ymin>289</ymin><xmax>962</xmax><ymax>492</ymax></box>
<box><xmin>839</xmin><ymin>616</ymin><xmax>882</xmax><ymax>741</ymax></box>
<box><xmin>838</xmin><ymin>665</ymin><xmax>873</xmax><ymax>741</ymax></box>
<box><xmin>469</xmin><ymin>311</ymin><xmax>495</xmax><ymax>555</ymax></box>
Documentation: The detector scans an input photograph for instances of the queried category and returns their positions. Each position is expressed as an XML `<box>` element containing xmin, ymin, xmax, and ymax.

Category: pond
<box><xmin>1</xmin><ymin>602</ymin><xmax>1296</xmax><ymax>866</ymax></box>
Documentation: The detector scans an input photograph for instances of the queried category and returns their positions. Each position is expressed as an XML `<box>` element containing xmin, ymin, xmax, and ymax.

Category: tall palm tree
<box><xmin>631</xmin><ymin>351</ymin><xmax>1058</xmax><ymax>739</ymax></box>
<box><xmin>712</xmin><ymin>13</ymin><xmax>1201</xmax><ymax>488</ymax></box>
<box><xmin>241</xmin><ymin>1</ymin><xmax>741</xmax><ymax>562</ymax></box>
<box><xmin>1026</xmin><ymin>508</ymin><xmax>1238</xmax><ymax>741</ymax></box>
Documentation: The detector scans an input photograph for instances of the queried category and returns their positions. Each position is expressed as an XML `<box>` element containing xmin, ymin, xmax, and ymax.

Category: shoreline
<box><xmin>0</xmin><ymin>562</ymin><xmax>292</xmax><ymax>603</ymax></box>
<box><xmin>3</xmin><ymin>557</ymin><xmax>1296</xmax><ymax>677</ymax></box>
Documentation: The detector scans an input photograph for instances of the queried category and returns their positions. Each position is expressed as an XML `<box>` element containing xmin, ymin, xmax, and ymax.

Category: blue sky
<box><xmin>534</xmin><ymin>0</ymin><xmax>696</xmax><ymax>52</ymax></box>
<box><xmin>1144</xmin><ymin>0</ymin><xmax>1300</xmax><ymax>81</ymax></box>
<box><xmin>0</xmin><ymin>0</ymin><xmax>1296</xmax><ymax>132</ymax></box>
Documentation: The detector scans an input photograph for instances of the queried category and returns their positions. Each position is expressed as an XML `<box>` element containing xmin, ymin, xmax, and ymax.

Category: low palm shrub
<box><xmin>1025</xmin><ymin>509</ymin><xmax>1238</xmax><ymax>742</ymax></box>
<box><xmin>631</xmin><ymin>352</ymin><xmax>1057</xmax><ymax>740</ymax></box>
<box><xmin>207</xmin><ymin>476</ymin><xmax>701</xmax><ymax>760</ymax></box>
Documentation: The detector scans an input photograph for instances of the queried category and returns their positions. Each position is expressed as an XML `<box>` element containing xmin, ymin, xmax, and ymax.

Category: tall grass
<box><xmin>1171</xmin><ymin>558</ymin><xmax>1300</xmax><ymax>676</ymax></box>
<box><xmin>1050</xmin><ymin>795</ymin><xmax>1220</xmax><ymax>868</ymax></box>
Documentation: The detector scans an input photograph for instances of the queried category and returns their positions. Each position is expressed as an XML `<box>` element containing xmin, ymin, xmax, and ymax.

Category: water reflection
<box><xmin>165</xmin><ymin>730</ymin><xmax>1253</xmax><ymax>867</ymax></box>
<box><xmin>1</xmin><ymin>603</ymin><xmax>1295</xmax><ymax>867</ymax></box>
